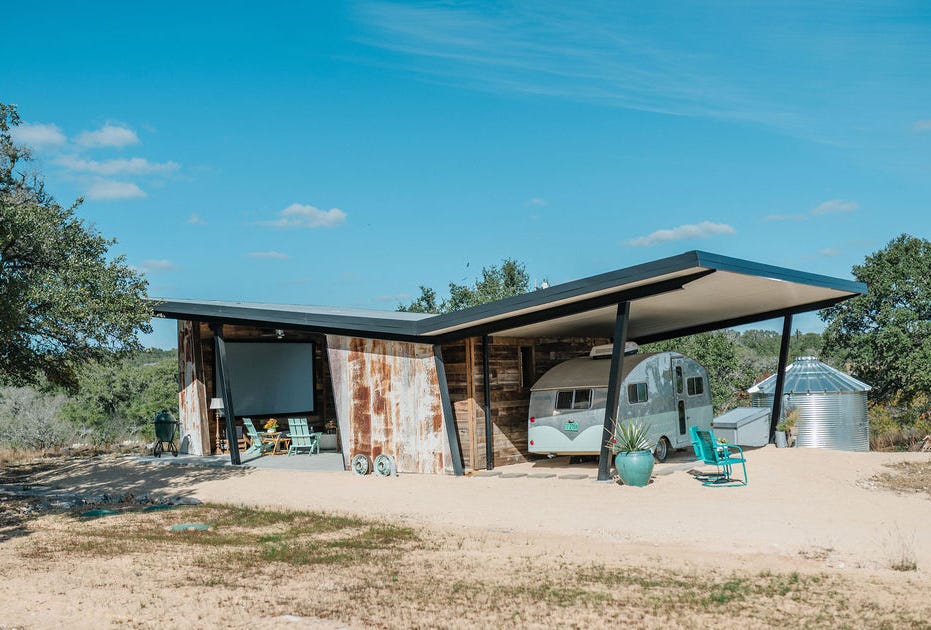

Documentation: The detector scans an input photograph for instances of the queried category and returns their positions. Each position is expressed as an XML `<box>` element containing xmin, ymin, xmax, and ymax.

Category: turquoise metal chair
<box><xmin>286</xmin><ymin>418</ymin><xmax>319</xmax><ymax>456</ymax></box>
<box><xmin>242</xmin><ymin>418</ymin><xmax>276</xmax><ymax>456</ymax></box>
<box><xmin>689</xmin><ymin>425</ymin><xmax>748</xmax><ymax>487</ymax></box>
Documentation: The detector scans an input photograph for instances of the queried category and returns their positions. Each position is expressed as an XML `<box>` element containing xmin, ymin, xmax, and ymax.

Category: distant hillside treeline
<box><xmin>0</xmin><ymin>349</ymin><xmax>176</xmax><ymax>451</ymax></box>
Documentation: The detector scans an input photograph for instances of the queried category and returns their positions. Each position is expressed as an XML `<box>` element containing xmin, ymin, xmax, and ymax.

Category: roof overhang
<box><xmin>151</xmin><ymin>251</ymin><xmax>866</xmax><ymax>344</ymax></box>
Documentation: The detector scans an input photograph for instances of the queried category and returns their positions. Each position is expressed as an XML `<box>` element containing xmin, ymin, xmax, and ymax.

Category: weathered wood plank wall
<box><xmin>327</xmin><ymin>335</ymin><xmax>451</xmax><ymax>475</ymax></box>
<box><xmin>177</xmin><ymin>320</ymin><xmax>210</xmax><ymax>455</ymax></box>
<box><xmin>444</xmin><ymin>336</ymin><xmax>609</xmax><ymax>469</ymax></box>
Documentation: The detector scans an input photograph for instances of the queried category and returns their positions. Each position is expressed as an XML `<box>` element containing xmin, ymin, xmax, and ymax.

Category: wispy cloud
<box><xmin>626</xmin><ymin>221</ymin><xmax>735</xmax><ymax>247</ymax></box>
<box><xmin>187</xmin><ymin>213</ymin><xmax>206</xmax><ymax>225</ymax></box>
<box><xmin>914</xmin><ymin>119</ymin><xmax>931</xmax><ymax>132</ymax></box>
<box><xmin>75</xmin><ymin>124</ymin><xmax>139</xmax><ymax>148</ymax></box>
<box><xmin>139</xmin><ymin>259</ymin><xmax>179</xmax><ymax>273</ymax></box>
<box><xmin>819</xmin><ymin>248</ymin><xmax>840</xmax><ymax>257</ymax></box>
<box><xmin>765</xmin><ymin>199</ymin><xmax>858</xmax><ymax>221</ymax></box>
<box><xmin>246</xmin><ymin>251</ymin><xmax>289</xmax><ymax>259</ymax></box>
<box><xmin>260</xmin><ymin>203</ymin><xmax>347</xmax><ymax>228</ymax></box>
<box><xmin>56</xmin><ymin>155</ymin><xmax>180</xmax><ymax>176</ymax></box>
<box><xmin>85</xmin><ymin>180</ymin><xmax>146</xmax><ymax>200</ymax></box>
<box><xmin>354</xmin><ymin>3</ymin><xmax>793</xmax><ymax>128</ymax></box>
<box><xmin>526</xmin><ymin>197</ymin><xmax>548</xmax><ymax>207</ymax></box>
<box><xmin>812</xmin><ymin>199</ymin><xmax>858</xmax><ymax>215</ymax></box>
<box><xmin>10</xmin><ymin>122</ymin><xmax>67</xmax><ymax>148</ymax></box>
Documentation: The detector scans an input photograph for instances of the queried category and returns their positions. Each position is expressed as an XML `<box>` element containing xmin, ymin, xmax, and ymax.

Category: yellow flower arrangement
<box><xmin>264</xmin><ymin>418</ymin><xmax>278</xmax><ymax>432</ymax></box>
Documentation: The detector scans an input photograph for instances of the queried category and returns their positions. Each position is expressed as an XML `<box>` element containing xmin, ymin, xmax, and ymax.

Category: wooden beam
<box><xmin>482</xmin><ymin>334</ymin><xmax>494</xmax><ymax>471</ymax></box>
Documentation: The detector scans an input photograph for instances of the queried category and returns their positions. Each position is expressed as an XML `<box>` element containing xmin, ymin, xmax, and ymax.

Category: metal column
<box><xmin>482</xmin><ymin>335</ymin><xmax>494</xmax><ymax>471</ymax></box>
<box><xmin>212</xmin><ymin>325</ymin><xmax>241</xmax><ymax>466</ymax></box>
<box><xmin>597</xmin><ymin>302</ymin><xmax>631</xmax><ymax>482</ymax></box>
<box><xmin>434</xmin><ymin>344</ymin><xmax>465</xmax><ymax>476</ymax></box>
<box><xmin>769</xmin><ymin>314</ymin><xmax>793</xmax><ymax>443</ymax></box>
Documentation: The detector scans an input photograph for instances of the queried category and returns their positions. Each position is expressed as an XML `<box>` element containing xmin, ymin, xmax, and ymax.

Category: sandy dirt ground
<box><xmin>1</xmin><ymin>446</ymin><xmax>929</xmax><ymax>628</ymax></box>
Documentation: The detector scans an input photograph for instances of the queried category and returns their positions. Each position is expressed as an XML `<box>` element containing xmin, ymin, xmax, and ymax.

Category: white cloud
<box><xmin>914</xmin><ymin>119</ymin><xmax>931</xmax><ymax>131</ymax></box>
<box><xmin>261</xmin><ymin>203</ymin><xmax>347</xmax><ymax>228</ymax></box>
<box><xmin>812</xmin><ymin>199</ymin><xmax>858</xmax><ymax>215</ymax></box>
<box><xmin>10</xmin><ymin>122</ymin><xmax>67</xmax><ymax>148</ymax></box>
<box><xmin>187</xmin><ymin>213</ymin><xmax>206</xmax><ymax>225</ymax></box>
<box><xmin>140</xmin><ymin>259</ymin><xmax>179</xmax><ymax>272</ymax></box>
<box><xmin>626</xmin><ymin>221</ymin><xmax>735</xmax><ymax>247</ymax></box>
<box><xmin>56</xmin><ymin>155</ymin><xmax>179</xmax><ymax>176</ymax></box>
<box><xmin>75</xmin><ymin>124</ymin><xmax>139</xmax><ymax>148</ymax></box>
<box><xmin>85</xmin><ymin>180</ymin><xmax>146</xmax><ymax>200</ymax></box>
<box><xmin>526</xmin><ymin>197</ymin><xmax>549</xmax><ymax>207</ymax></box>
<box><xmin>246</xmin><ymin>251</ymin><xmax>289</xmax><ymax>259</ymax></box>
<box><xmin>819</xmin><ymin>248</ymin><xmax>840</xmax><ymax>257</ymax></box>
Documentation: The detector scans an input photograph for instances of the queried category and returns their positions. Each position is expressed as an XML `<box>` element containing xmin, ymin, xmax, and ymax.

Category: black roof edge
<box><xmin>692</xmin><ymin>251</ymin><xmax>866</xmax><ymax>294</ymax></box>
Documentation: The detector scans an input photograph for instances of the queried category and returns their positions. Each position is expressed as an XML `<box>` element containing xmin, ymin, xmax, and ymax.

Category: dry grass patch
<box><xmin>6</xmin><ymin>504</ymin><xmax>931</xmax><ymax>629</ymax></box>
<box><xmin>872</xmin><ymin>460</ymin><xmax>931</xmax><ymax>497</ymax></box>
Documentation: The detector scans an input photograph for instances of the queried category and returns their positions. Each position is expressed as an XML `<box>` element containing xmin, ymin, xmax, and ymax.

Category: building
<box><xmin>152</xmin><ymin>250</ymin><xmax>865</xmax><ymax>480</ymax></box>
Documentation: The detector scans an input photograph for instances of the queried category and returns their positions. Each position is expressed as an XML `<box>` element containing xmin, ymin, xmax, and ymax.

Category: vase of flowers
<box><xmin>608</xmin><ymin>421</ymin><xmax>655</xmax><ymax>487</ymax></box>
<box><xmin>264</xmin><ymin>418</ymin><xmax>278</xmax><ymax>433</ymax></box>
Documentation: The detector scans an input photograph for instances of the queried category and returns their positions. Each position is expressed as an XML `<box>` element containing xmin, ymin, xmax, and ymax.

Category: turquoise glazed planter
<box><xmin>615</xmin><ymin>450</ymin><xmax>655</xmax><ymax>486</ymax></box>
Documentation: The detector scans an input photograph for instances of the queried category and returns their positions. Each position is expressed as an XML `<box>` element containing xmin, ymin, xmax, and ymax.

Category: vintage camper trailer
<box><xmin>528</xmin><ymin>346</ymin><xmax>713</xmax><ymax>461</ymax></box>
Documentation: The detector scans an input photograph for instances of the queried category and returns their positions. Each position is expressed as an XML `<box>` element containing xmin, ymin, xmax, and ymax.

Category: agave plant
<box><xmin>610</xmin><ymin>421</ymin><xmax>652</xmax><ymax>453</ymax></box>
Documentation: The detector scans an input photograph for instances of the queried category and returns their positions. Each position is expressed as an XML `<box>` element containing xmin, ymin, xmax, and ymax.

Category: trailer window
<box><xmin>687</xmin><ymin>376</ymin><xmax>704</xmax><ymax>396</ymax></box>
<box><xmin>627</xmin><ymin>382</ymin><xmax>648</xmax><ymax>404</ymax></box>
<box><xmin>675</xmin><ymin>366</ymin><xmax>683</xmax><ymax>394</ymax></box>
<box><xmin>555</xmin><ymin>389</ymin><xmax>592</xmax><ymax>410</ymax></box>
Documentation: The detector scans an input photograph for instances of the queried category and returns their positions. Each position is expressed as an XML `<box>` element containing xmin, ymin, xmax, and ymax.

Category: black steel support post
<box><xmin>597</xmin><ymin>302</ymin><xmax>631</xmax><ymax>482</ymax></box>
<box><xmin>482</xmin><ymin>335</ymin><xmax>494</xmax><ymax>470</ymax></box>
<box><xmin>769</xmin><ymin>314</ymin><xmax>793</xmax><ymax>443</ymax></box>
<box><xmin>434</xmin><ymin>344</ymin><xmax>465</xmax><ymax>476</ymax></box>
<box><xmin>212</xmin><ymin>325</ymin><xmax>241</xmax><ymax>466</ymax></box>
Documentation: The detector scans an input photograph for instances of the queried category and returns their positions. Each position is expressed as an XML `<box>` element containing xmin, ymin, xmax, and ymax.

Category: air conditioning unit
<box><xmin>589</xmin><ymin>342</ymin><xmax>639</xmax><ymax>359</ymax></box>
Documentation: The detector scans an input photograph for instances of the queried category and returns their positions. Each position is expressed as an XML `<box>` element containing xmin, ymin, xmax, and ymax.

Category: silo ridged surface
<box><xmin>749</xmin><ymin>356</ymin><xmax>871</xmax><ymax>452</ymax></box>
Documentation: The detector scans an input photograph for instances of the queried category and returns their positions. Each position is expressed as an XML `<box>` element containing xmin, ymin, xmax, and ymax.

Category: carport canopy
<box><xmin>152</xmin><ymin>250</ymin><xmax>865</xmax><ymax>344</ymax></box>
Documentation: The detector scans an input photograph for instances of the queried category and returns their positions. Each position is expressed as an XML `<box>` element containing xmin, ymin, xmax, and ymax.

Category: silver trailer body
<box><xmin>528</xmin><ymin>351</ymin><xmax>713</xmax><ymax>456</ymax></box>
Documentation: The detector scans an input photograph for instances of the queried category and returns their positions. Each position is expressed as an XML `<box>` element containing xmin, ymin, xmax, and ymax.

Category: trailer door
<box><xmin>671</xmin><ymin>357</ymin><xmax>688</xmax><ymax>437</ymax></box>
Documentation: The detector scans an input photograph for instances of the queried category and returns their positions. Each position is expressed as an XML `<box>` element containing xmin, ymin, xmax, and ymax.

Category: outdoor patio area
<box><xmin>138</xmin><ymin>451</ymin><xmax>346</xmax><ymax>472</ymax></box>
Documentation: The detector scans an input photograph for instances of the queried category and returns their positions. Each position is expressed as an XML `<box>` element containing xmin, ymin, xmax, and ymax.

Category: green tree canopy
<box><xmin>399</xmin><ymin>259</ymin><xmax>531</xmax><ymax>313</ymax></box>
<box><xmin>1</xmin><ymin>103</ymin><xmax>152</xmax><ymax>391</ymax></box>
<box><xmin>820</xmin><ymin>234</ymin><xmax>931</xmax><ymax>407</ymax></box>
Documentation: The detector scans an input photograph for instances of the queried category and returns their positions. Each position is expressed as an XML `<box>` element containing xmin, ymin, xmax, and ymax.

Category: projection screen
<box><xmin>217</xmin><ymin>342</ymin><xmax>315</xmax><ymax>416</ymax></box>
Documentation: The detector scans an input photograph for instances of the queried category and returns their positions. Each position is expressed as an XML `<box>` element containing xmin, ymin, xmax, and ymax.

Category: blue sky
<box><xmin>4</xmin><ymin>2</ymin><xmax>930</xmax><ymax>348</ymax></box>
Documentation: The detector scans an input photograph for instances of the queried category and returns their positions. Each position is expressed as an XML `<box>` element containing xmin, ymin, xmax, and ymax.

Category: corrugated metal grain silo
<box><xmin>748</xmin><ymin>356</ymin><xmax>871</xmax><ymax>451</ymax></box>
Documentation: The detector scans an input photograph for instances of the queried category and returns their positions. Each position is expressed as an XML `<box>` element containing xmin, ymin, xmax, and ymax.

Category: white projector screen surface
<box><xmin>219</xmin><ymin>342</ymin><xmax>314</xmax><ymax>416</ymax></box>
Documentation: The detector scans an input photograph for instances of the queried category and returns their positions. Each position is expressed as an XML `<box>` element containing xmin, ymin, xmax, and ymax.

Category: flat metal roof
<box><xmin>152</xmin><ymin>250</ymin><xmax>866</xmax><ymax>343</ymax></box>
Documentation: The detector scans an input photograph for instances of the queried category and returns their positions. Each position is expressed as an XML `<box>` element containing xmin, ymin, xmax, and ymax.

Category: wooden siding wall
<box><xmin>327</xmin><ymin>335</ymin><xmax>450</xmax><ymax>475</ymax></box>
<box><xmin>445</xmin><ymin>336</ymin><xmax>609</xmax><ymax>469</ymax></box>
<box><xmin>191</xmin><ymin>322</ymin><xmax>335</xmax><ymax>454</ymax></box>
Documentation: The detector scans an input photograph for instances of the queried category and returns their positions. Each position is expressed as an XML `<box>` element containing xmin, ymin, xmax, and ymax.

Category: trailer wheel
<box><xmin>373</xmin><ymin>454</ymin><xmax>397</xmax><ymax>477</ymax></box>
<box><xmin>351</xmin><ymin>453</ymin><xmax>372</xmax><ymax>476</ymax></box>
<box><xmin>654</xmin><ymin>437</ymin><xmax>671</xmax><ymax>463</ymax></box>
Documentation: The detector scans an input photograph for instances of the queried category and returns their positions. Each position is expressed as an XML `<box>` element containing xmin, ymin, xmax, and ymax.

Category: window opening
<box><xmin>627</xmin><ymin>382</ymin><xmax>649</xmax><ymax>404</ymax></box>
<box><xmin>687</xmin><ymin>376</ymin><xmax>704</xmax><ymax>396</ymax></box>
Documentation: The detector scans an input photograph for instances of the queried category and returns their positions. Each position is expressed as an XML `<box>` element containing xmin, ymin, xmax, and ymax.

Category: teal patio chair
<box><xmin>689</xmin><ymin>425</ymin><xmax>748</xmax><ymax>487</ymax></box>
<box><xmin>287</xmin><ymin>418</ymin><xmax>319</xmax><ymax>456</ymax></box>
<box><xmin>242</xmin><ymin>418</ymin><xmax>277</xmax><ymax>457</ymax></box>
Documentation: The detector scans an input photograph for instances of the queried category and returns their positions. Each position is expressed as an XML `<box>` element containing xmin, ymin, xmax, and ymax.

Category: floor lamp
<box><xmin>210</xmin><ymin>397</ymin><xmax>225</xmax><ymax>453</ymax></box>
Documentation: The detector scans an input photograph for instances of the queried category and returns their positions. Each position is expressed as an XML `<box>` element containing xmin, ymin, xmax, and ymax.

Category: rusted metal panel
<box><xmin>327</xmin><ymin>335</ymin><xmax>449</xmax><ymax>474</ymax></box>
<box><xmin>178</xmin><ymin>320</ymin><xmax>210</xmax><ymax>455</ymax></box>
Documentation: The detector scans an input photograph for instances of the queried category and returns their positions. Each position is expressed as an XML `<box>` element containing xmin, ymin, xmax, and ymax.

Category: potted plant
<box><xmin>775</xmin><ymin>409</ymin><xmax>798</xmax><ymax>448</ymax></box>
<box><xmin>264</xmin><ymin>418</ymin><xmax>278</xmax><ymax>434</ymax></box>
<box><xmin>609</xmin><ymin>421</ymin><xmax>654</xmax><ymax>486</ymax></box>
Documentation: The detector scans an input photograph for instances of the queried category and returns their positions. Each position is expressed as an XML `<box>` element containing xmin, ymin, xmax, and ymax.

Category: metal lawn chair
<box><xmin>242</xmin><ymin>418</ymin><xmax>277</xmax><ymax>456</ymax></box>
<box><xmin>287</xmin><ymin>418</ymin><xmax>319</xmax><ymax>455</ymax></box>
<box><xmin>690</xmin><ymin>426</ymin><xmax>748</xmax><ymax>486</ymax></box>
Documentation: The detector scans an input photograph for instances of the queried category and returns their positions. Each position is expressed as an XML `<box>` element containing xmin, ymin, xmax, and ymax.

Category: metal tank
<box><xmin>748</xmin><ymin>356</ymin><xmax>871</xmax><ymax>452</ymax></box>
